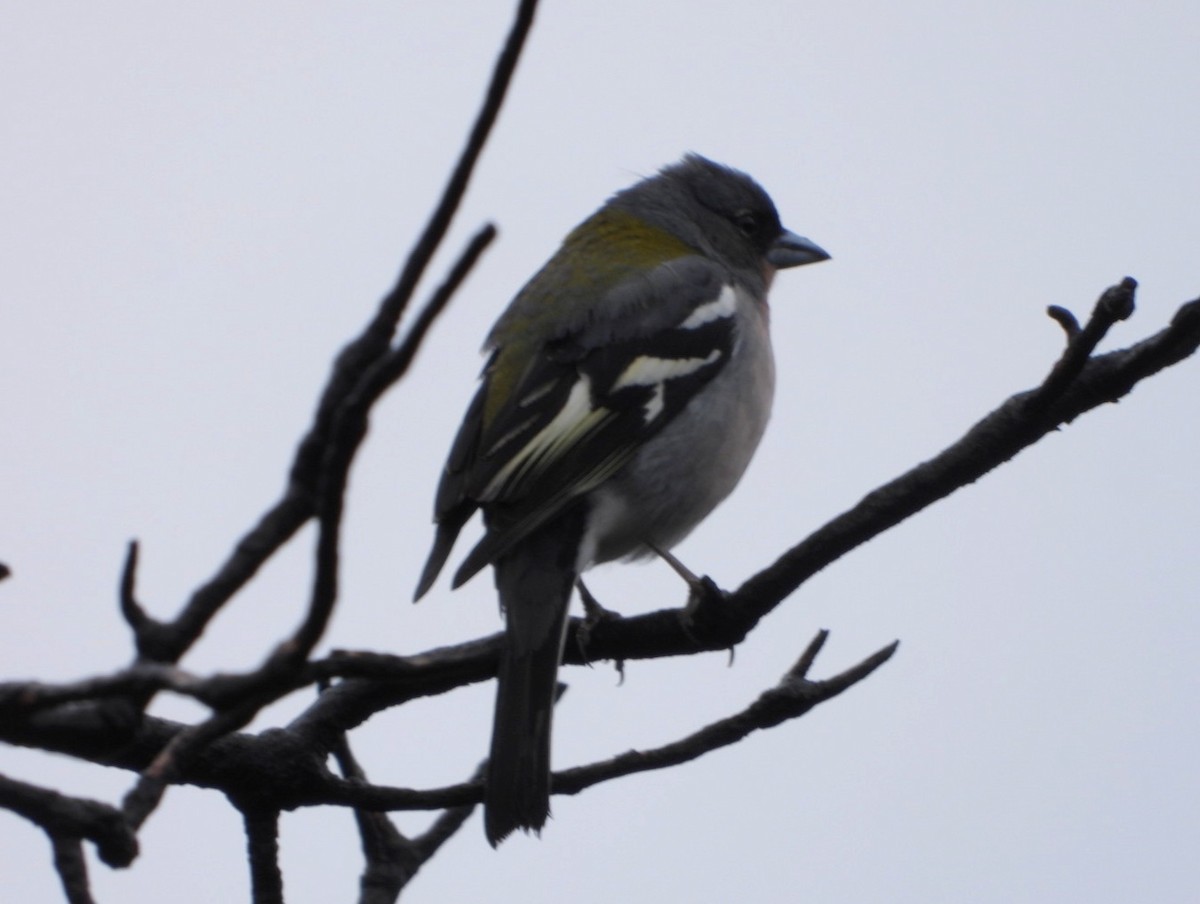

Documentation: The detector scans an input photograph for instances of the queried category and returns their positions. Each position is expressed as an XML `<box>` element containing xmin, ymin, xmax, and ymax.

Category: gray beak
<box><xmin>767</xmin><ymin>229</ymin><xmax>831</xmax><ymax>269</ymax></box>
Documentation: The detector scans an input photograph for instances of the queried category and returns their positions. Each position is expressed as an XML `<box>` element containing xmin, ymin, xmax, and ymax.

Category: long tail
<box><xmin>484</xmin><ymin>508</ymin><xmax>584</xmax><ymax>846</ymax></box>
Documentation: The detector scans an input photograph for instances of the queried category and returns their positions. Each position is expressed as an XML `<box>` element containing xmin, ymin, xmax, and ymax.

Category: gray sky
<box><xmin>2</xmin><ymin>2</ymin><xmax>1198</xmax><ymax>902</ymax></box>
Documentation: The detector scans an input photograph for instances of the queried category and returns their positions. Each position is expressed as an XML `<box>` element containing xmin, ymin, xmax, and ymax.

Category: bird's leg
<box><xmin>649</xmin><ymin>544</ymin><xmax>733</xmax><ymax>659</ymax></box>
<box><xmin>574</xmin><ymin>578</ymin><xmax>625</xmax><ymax>680</ymax></box>
<box><xmin>576</xmin><ymin>577</ymin><xmax>623</xmax><ymax>626</ymax></box>
<box><xmin>648</xmin><ymin>544</ymin><xmax>726</xmax><ymax>608</ymax></box>
<box><xmin>649</xmin><ymin>544</ymin><xmax>702</xmax><ymax>586</ymax></box>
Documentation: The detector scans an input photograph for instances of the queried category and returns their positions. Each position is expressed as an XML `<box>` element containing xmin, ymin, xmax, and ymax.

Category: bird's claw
<box><xmin>575</xmin><ymin>578</ymin><xmax>625</xmax><ymax>675</ymax></box>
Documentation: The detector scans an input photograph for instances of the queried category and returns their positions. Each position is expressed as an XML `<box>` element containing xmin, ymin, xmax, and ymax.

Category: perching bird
<box><xmin>414</xmin><ymin>154</ymin><xmax>829</xmax><ymax>846</ymax></box>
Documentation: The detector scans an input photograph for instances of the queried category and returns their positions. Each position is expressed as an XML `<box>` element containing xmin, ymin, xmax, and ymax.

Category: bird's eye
<box><xmin>735</xmin><ymin>212</ymin><xmax>760</xmax><ymax>238</ymax></box>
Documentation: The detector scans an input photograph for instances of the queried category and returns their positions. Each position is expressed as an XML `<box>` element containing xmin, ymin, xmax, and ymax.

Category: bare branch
<box><xmin>275</xmin><ymin>717</ymin><xmax>482</xmax><ymax>903</ymax></box>
<box><xmin>0</xmin><ymin>663</ymin><xmax>205</xmax><ymax>714</ymax></box>
<box><xmin>242</xmin><ymin>807</ymin><xmax>284</xmax><ymax>904</ymax></box>
<box><xmin>276</xmin><ymin>224</ymin><xmax>498</xmax><ymax>667</ymax></box>
<box><xmin>50</xmin><ymin>835</ymin><xmax>95</xmax><ymax>904</ymax></box>
<box><xmin>1032</xmin><ymin>277</ymin><xmax>1136</xmax><ymax>409</ymax></box>
<box><xmin>326</xmin><ymin>720</ymin><xmax>479</xmax><ymax>901</ymax></box>
<box><xmin>118</xmin><ymin>540</ymin><xmax>151</xmax><ymax>640</ymax></box>
<box><xmin>135</xmin><ymin>0</ymin><xmax>539</xmax><ymax>669</ymax></box>
<box><xmin>552</xmin><ymin>634</ymin><xmax>898</xmax><ymax>795</ymax></box>
<box><xmin>735</xmin><ymin>288</ymin><xmax>1200</xmax><ymax>618</ymax></box>
<box><xmin>1046</xmin><ymin>304</ymin><xmax>1082</xmax><ymax>340</ymax></box>
<box><xmin>235</xmin><ymin>636</ymin><xmax>896</xmax><ymax>817</ymax></box>
<box><xmin>1</xmin><ymin>1</ymin><xmax>1194</xmax><ymax>892</ymax></box>
<box><xmin>122</xmin><ymin>698</ymin><xmax>272</xmax><ymax>828</ymax></box>
<box><xmin>328</xmin><ymin>730</ymin><xmax>415</xmax><ymax>904</ymax></box>
<box><xmin>0</xmin><ymin>773</ymin><xmax>137</xmax><ymax>868</ymax></box>
<box><xmin>559</xmin><ymin>289</ymin><xmax>1200</xmax><ymax>662</ymax></box>
<box><xmin>70</xmin><ymin>1</ymin><xmax>538</xmax><ymax>838</ymax></box>
<box><xmin>406</xmin><ymin>790</ymin><xmax>481</xmax><ymax>872</ymax></box>
<box><xmin>132</xmin><ymin>493</ymin><xmax>313</xmax><ymax>665</ymax></box>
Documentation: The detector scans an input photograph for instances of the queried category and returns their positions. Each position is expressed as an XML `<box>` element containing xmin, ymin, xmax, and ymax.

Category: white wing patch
<box><xmin>481</xmin><ymin>375</ymin><xmax>608</xmax><ymax>499</ymax></box>
<box><xmin>478</xmin><ymin>285</ymin><xmax>738</xmax><ymax>495</ymax></box>
<box><xmin>613</xmin><ymin>350</ymin><xmax>723</xmax><ymax>390</ymax></box>
<box><xmin>679</xmin><ymin>283</ymin><xmax>737</xmax><ymax>329</ymax></box>
<box><xmin>613</xmin><ymin>349</ymin><xmax>723</xmax><ymax>423</ymax></box>
<box><xmin>643</xmin><ymin>382</ymin><xmax>665</xmax><ymax>422</ymax></box>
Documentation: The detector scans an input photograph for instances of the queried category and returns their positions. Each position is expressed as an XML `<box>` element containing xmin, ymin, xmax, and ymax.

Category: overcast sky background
<box><xmin>2</xmin><ymin>2</ymin><xmax>1198</xmax><ymax>902</ymax></box>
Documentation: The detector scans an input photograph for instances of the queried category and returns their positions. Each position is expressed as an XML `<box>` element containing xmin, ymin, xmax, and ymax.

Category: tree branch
<box><xmin>242</xmin><ymin>806</ymin><xmax>284</xmax><ymax>904</ymax></box>
<box><xmin>128</xmin><ymin>0</ymin><xmax>538</xmax><ymax>670</ymax></box>
<box><xmin>563</xmin><ymin>287</ymin><xmax>1200</xmax><ymax>660</ymax></box>
<box><xmin>553</xmin><ymin>632</ymin><xmax>898</xmax><ymax>795</ymax></box>
<box><xmin>50</xmin><ymin>835</ymin><xmax>95</xmax><ymax>904</ymax></box>
<box><xmin>735</xmin><ymin>287</ymin><xmax>1200</xmax><ymax>619</ymax></box>
<box><xmin>0</xmin><ymin>773</ymin><xmax>137</xmax><ymax>868</ymax></box>
<box><xmin>1</xmin><ymin>0</ymin><xmax>1195</xmax><ymax>893</ymax></box>
<box><xmin>1</xmin><ymin>273</ymin><xmax>1194</xmax><ymax>838</ymax></box>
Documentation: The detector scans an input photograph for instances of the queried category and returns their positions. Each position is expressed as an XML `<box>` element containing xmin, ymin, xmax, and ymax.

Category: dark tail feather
<box><xmin>484</xmin><ymin>601</ymin><xmax>568</xmax><ymax>845</ymax></box>
<box><xmin>413</xmin><ymin>508</ymin><xmax>471</xmax><ymax>602</ymax></box>
<box><xmin>483</xmin><ymin>507</ymin><xmax>584</xmax><ymax>846</ymax></box>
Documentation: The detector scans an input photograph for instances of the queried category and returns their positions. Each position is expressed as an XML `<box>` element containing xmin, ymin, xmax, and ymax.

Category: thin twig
<box><xmin>730</xmin><ymin>289</ymin><xmax>1200</xmax><ymax>627</ymax></box>
<box><xmin>295</xmin><ymin>636</ymin><xmax>896</xmax><ymax>814</ymax></box>
<box><xmin>1032</xmin><ymin>277</ymin><xmax>1137</xmax><ymax>409</ymax></box>
<box><xmin>408</xmin><ymin>764</ymin><xmax>485</xmax><ymax>863</ymax></box>
<box><xmin>278</xmin><ymin>224</ymin><xmax>497</xmax><ymax>665</ymax></box>
<box><xmin>134</xmin><ymin>0</ymin><xmax>540</xmax><ymax>668</ymax></box>
<box><xmin>1046</xmin><ymin>304</ymin><xmax>1081</xmax><ymax>339</ymax></box>
<box><xmin>551</xmin><ymin>635</ymin><xmax>898</xmax><ymax>795</ymax></box>
<box><xmin>242</xmin><ymin>807</ymin><xmax>284</xmax><ymax>904</ymax></box>
<box><xmin>329</xmin><ymin>725</ymin><xmax>415</xmax><ymax>903</ymax></box>
<box><xmin>0</xmin><ymin>773</ymin><xmax>137</xmax><ymax>867</ymax></box>
<box><xmin>118</xmin><ymin>540</ymin><xmax>150</xmax><ymax>637</ymax></box>
<box><xmin>50</xmin><ymin>835</ymin><xmax>95</xmax><ymax>904</ymax></box>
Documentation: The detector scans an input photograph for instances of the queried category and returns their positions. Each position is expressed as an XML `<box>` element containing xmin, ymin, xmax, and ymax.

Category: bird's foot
<box><xmin>575</xmin><ymin>579</ymin><xmax>626</xmax><ymax>681</ymax></box>
<box><xmin>649</xmin><ymin>545</ymin><xmax>733</xmax><ymax>657</ymax></box>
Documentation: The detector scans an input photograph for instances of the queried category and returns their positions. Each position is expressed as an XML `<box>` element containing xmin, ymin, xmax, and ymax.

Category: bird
<box><xmin>413</xmin><ymin>154</ymin><xmax>829</xmax><ymax>846</ymax></box>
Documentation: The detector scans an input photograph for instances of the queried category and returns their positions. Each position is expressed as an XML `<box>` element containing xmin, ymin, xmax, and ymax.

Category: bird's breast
<box><xmin>578</xmin><ymin>290</ymin><xmax>775</xmax><ymax>569</ymax></box>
